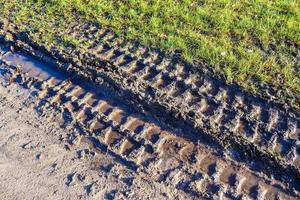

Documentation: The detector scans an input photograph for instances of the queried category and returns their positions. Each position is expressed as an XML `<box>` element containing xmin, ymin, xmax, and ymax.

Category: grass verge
<box><xmin>0</xmin><ymin>0</ymin><xmax>300</xmax><ymax>105</ymax></box>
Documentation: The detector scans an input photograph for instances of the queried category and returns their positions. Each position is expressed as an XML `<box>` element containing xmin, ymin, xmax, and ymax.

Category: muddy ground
<box><xmin>0</xmin><ymin>32</ymin><xmax>299</xmax><ymax>199</ymax></box>
<box><xmin>0</xmin><ymin>65</ymin><xmax>190</xmax><ymax>200</ymax></box>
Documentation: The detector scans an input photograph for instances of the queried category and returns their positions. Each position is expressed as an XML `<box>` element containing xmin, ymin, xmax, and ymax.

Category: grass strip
<box><xmin>1</xmin><ymin>0</ymin><xmax>299</xmax><ymax>106</ymax></box>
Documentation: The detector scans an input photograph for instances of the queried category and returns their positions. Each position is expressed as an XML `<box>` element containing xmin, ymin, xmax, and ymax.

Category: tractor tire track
<box><xmin>0</xmin><ymin>53</ymin><xmax>298</xmax><ymax>199</ymax></box>
<box><xmin>1</xmin><ymin>22</ymin><xmax>300</xmax><ymax>198</ymax></box>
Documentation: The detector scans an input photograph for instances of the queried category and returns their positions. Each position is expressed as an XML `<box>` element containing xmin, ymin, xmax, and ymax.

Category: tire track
<box><xmin>78</xmin><ymin>24</ymin><xmax>300</xmax><ymax>171</ymax></box>
<box><xmin>65</xmin><ymin>23</ymin><xmax>300</xmax><ymax>173</ymax></box>
<box><xmin>0</xmin><ymin>49</ymin><xmax>298</xmax><ymax>199</ymax></box>
<box><xmin>2</xmin><ymin>21</ymin><xmax>300</xmax><ymax>173</ymax></box>
<box><xmin>2</xmin><ymin>25</ymin><xmax>300</xmax><ymax>192</ymax></box>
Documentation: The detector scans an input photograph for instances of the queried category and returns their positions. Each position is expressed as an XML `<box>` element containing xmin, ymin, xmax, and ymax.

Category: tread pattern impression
<box><xmin>0</xmin><ymin>61</ymin><xmax>297</xmax><ymax>199</ymax></box>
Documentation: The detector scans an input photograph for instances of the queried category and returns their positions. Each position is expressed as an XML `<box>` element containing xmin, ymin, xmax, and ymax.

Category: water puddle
<box><xmin>0</xmin><ymin>44</ymin><xmax>64</xmax><ymax>83</ymax></box>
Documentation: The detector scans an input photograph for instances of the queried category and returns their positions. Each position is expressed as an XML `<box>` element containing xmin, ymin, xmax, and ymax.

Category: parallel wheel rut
<box><xmin>0</xmin><ymin>50</ymin><xmax>298</xmax><ymax>199</ymax></box>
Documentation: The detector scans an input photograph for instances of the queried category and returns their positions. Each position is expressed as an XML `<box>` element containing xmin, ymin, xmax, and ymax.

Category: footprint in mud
<box><xmin>66</xmin><ymin>172</ymin><xmax>76</xmax><ymax>187</ymax></box>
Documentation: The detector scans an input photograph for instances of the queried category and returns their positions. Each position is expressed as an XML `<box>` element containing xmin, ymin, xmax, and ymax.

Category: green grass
<box><xmin>1</xmin><ymin>0</ymin><xmax>300</xmax><ymax>104</ymax></box>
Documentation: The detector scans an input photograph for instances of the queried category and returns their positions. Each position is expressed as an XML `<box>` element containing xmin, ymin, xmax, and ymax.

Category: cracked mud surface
<box><xmin>0</xmin><ymin>42</ymin><xmax>299</xmax><ymax>199</ymax></box>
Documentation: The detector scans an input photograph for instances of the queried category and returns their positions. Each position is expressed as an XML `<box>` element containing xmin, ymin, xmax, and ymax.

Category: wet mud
<box><xmin>0</xmin><ymin>39</ymin><xmax>299</xmax><ymax>199</ymax></box>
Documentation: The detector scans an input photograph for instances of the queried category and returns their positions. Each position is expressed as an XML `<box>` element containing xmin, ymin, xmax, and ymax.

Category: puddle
<box><xmin>0</xmin><ymin>44</ymin><xmax>64</xmax><ymax>83</ymax></box>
